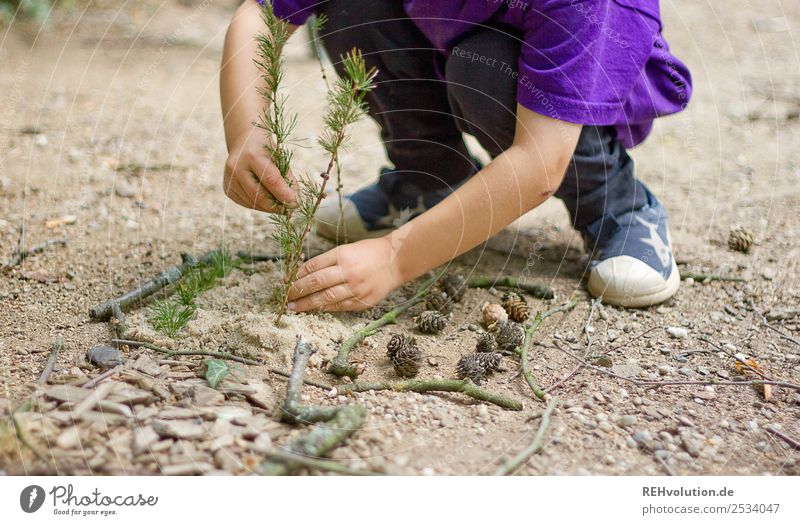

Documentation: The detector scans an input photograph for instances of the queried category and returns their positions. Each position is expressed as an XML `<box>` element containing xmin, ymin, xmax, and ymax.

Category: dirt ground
<box><xmin>1</xmin><ymin>0</ymin><xmax>799</xmax><ymax>476</ymax></box>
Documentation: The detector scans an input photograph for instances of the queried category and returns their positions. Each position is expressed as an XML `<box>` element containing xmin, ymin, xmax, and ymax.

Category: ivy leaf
<box><xmin>204</xmin><ymin>359</ymin><xmax>229</xmax><ymax>389</ymax></box>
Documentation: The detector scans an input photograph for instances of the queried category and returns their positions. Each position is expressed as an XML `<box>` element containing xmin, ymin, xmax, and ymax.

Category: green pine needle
<box><xmin>149</xmin><ymin>299</ymin><xmax>196</xmax><ymax>338</ymax></box>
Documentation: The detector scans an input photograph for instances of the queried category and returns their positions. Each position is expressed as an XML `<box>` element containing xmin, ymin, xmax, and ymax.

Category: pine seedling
<box><xmin>255</xmin><ymin>3</ymin><xmax>376</xmax><ymax>316</ymax></box>
<box><xmin>150</xmin><ymin>298</ymin><xmax>196</xmax><ymax>338</ymax></box>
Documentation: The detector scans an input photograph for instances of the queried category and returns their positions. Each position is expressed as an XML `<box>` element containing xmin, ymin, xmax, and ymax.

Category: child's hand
<box><xmin>223</xmin><ymin>134</ymin><xmax>296</xmax><ymax>213</ymax></box>
<box><xmin>286</xmin><ymin>237</ymin><xmax>405</xmax><ymax>312</ymax></box>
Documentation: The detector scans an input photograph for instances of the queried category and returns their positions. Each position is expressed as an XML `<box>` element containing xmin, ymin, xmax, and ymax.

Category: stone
<box><xmin>615</xmin><ymin>414</ymin><xmax>637</xmax><ymax>428</ymax></box>
<box><xmin>633</xmin><ymin>430</ymin><xmax>652</xmax><ymax>444</ymax></box>
<box><xmin>658</xmin><ymin>365</ymin><xmax>674</xmax><ymax>376</ymax></box>
<box><xmin>611</xmin><ymin>363</ymin><xmax>643</xmax><ymax>378</ymax></box>
<box><xmin>693</xmin><ymin>390</ymin><xmax>716</xmax><ymax>401</ymax></box>
<box><xmin>666</xmin><ymin>327</ymin><xmax>688</xmax><ymax>339</ymax></box>
<box><xmin>114</xmin><ymin>180</ymin><xmax>136</xmax><ymax>198</ymax></box>
<box><xmin>161</xmin><ymin>463</ymin><xmax>214</xmax><ymax>476</ymax></box>
<box><xmin>87</xmin><ymin>345</ymin><xmax>123</xmax><ymax>368</ymax></box>
<box><xmin>681</xmin><ymin>435</ymin><xmax>703</xmax><ymax>457</ymax></box>
<box><xmin>607</xmin><ymin>329</ymin><xmax>620</xmax><ymax>342</ymax></box>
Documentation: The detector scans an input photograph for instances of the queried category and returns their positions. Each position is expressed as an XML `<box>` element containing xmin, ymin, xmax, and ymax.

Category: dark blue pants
<box><xmin>319</xmin><ymin>0</ymin><xmax>649</xmax><ymax>233</ymax></box>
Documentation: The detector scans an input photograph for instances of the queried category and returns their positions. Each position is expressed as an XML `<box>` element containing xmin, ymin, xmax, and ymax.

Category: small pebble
<box><xmin>658</xmin><ymin>365</ymin><xmax>674</xmax><ymax>376</ymax></box>
<box><xmin>616</xmin><ymin>414</ymin><xmax>637</xmax><ymax>428</ymax></box>
<box><xmin>87</xmin><ymin>345</ymin><xmax>123</xmax><ymax>368</ymax></box>
<box><xmin>666</xmin><ymin>326</ymin><xmax>688</xmax><ymax>339</ymax></box>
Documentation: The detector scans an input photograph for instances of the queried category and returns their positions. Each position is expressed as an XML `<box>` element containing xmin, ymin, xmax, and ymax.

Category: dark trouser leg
<box><xmin>444</xmin><ymin>27</ymin><xmax>649</xmax><ymax>236</ymax></box>
<box><xmin>317</xmin><ymin>0</ymin><xmax>478</xmax><ymax>192</ymax></box>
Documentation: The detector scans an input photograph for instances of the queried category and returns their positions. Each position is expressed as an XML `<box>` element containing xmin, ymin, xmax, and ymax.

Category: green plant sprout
<box><xmin>149</xmin><ymin>249</ymin><xmax>234</xmax><ymax>337</ymax></box>
<box><xmin>255</xmin><ymin>4</ymin><xmax>376</xmax><ymax>317</ymax></box>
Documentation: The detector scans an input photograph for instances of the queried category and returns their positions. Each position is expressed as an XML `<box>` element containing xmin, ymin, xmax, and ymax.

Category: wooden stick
<box><xmin>748</xmin><ymin>299</ymin><xmax>800</xmax><ymax>348</ymax></box>
<box><xmin>111</xmin><ymin>338</ymin><xmax>262</xmax><ymax>366</ymax></box>
<box><xmin>3</xmin><ymin>237</ymin><xmax>68</xmax><ymax>270</ymax></box>
<box><xmin>467</xmin><ymin>275</ymin><xmax>554</xmax><ymax>299</ymax></box>
<box><xmin>259</xmin><ymin>404</ymin><xmax>367</xmax><ymax>475</ymax></box>
<box><xmin>281</xmin><ymin>339</ymin><xmax>341</xmax><ymax>424</ymax></box>
<box><xmin>82</xmin><ymin>366</ymin><xmax>122</xmax><ymax>389</ymax></box>
<box><xmin>269</xmin><ymin>368</ymin><xmax>332</xmax><ymax>390</ymax></box>
<box><xmin>336</xmin><ymin>379</ymin><xmax>523</xmax><ymax>411</ymax></box>
<box><xmin>110</xmin><ymin>301</ymin><xmax>127</xmax><ymax>339</ymax></box>
<box><xmin>36</xmin><ymin>337</ymin><xmax>64</xmax><ymax>386</ymax></box>
<box><xmin>328</xmin><ymin>273</ymin><xmax>439</xmax><ymax>378</ymax></box>
<box><xmin>516</xmin><ymin>299</ymin><xmax>579</xmax><ymax>400</ymax></box>
<box><xmin>494</xmin><ymin>397</ymin><xmax>557</xmax><ymax>475</ymax></box>
<box><xmin>259</xmin><ymin>449</ymin><xmax>381</xmax><ymax>476</ymax></box>
<box><xmin>765</xmin><ymin>427</ymin><xmax>800</xmax><ymax>450</ymax></box>
<box><xmin>89</xmin><ymin>250</ymin><xmax>220</xmax><ymax>321</ymax></box>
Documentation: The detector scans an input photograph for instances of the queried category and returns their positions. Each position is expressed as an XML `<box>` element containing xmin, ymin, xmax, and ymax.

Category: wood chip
<box><xmin>55</xmin><ymin>425</ymin><xmax>82</xmax><ymax>449</ymax></box>
<box><xmin>45</xmin><ymin>385</ymin><xmax>92</xmax><ymax>403</ymax></box>
<box><xmin>160</xmin><ymin>462</ymin><xmax>214</xmax><ymax>476</ymax></box>
<box><xmin>132</xmin><ymin>426</ymin><xmax>160</xmax><ymax>456</ymax></box>
<box><xmin>152</xmin><ymin>420</ymin><xmax>208</xmax><ymax>440</ymax></box>
<box><xmin>73</xmin><ymin>381</ymin><xmax>115</xmax><ymax>417</ymax></box>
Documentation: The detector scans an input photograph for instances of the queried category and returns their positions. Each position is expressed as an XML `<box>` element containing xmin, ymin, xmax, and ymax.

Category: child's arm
<box><xmin>287</xmin><ymin>105</ymin><xmax>581</xmax><ymax>312</ymax></box>
<box><xmin>220</xmin><ymin>0</ymin><xmax>297</xmax><ymax>212</ymax></box>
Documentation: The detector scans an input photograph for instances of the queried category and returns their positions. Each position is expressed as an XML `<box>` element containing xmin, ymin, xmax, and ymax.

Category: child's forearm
<box><xmin>390</xmin><ymin>106</ymin><xmax>581</xmax><ymax>283</ymax></box>
<box><xmin>220</xmin><ymin>0</ymin><xmax>296</xmax><ymax>151</ymax></box>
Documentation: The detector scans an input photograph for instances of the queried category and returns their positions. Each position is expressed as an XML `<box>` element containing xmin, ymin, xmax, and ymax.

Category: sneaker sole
<box><xmin>587</xmin><ymin>257</ymin><xmax>680</xmax><ymax>308</ymax></box>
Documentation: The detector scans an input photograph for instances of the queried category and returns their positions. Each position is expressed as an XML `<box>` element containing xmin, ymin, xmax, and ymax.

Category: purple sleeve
<box><xmin>515</xmin><ymin>1</ymin><xmax>667</xmax><ymax>128</ymax></box>
<box><xmin>256</xmin><ymin>0</ymin><xmax>317</xmax><ymax>26</ymax></box>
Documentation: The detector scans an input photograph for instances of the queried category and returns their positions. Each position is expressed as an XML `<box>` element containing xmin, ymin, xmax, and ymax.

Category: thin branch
<box><xmin>3</xmin><ymin>236</ymin><xmax>67</xmax><ymax>270</ymax></box>
<box><xmin>747</xmin><ymin>299</ymin><xmax>800</xmax><ymax>348</ymax></box>
<box><xmin>259</xmin><ymin>404</ymin><xmax>366</xmax><ymax>475</ymax></box>
<box><xmin>328</xmin><ymin>273</ymin><xmax>439</xmax><ymax>378</ymax></box>
<box><xmin>111</xmin><ymin>338</ymin><xmax>262</xmax><ymax>366</ymax></box>
<box><xmin>268</xmin><ymin>367</ymin><xmax>332</xmax><ymax>390</ymax></box>
<box><xmin>549</xmin><ymin>343</ymin><xmax>800</xmax><ymax>392</ymax></box>
<box><xmin>110</xmin><ymin>301</ymin><xmax>127</xmax><ymax>339</ymax></box>
<box><xmin>766</xmin><ymin>427</ymin><xmax>800</xmax><ymax>450</ymax></box>
<box><xmin>36</xmin><ymin>337</ymin><xmax>64</xmax><ymax>386</ymax></box>
<box><xmin>494</xmin><ymin>397</ymin><xmax>557</xmax><ymax>475</ymax></box>
<box><xmin>260</xmin><ymin>449</ymin><xmax>381</xmax><ymax>476</ymax></box>
<box><xmin>467</xmin><ymin>275</ymin><xmax>554</xmax><ymax>299</ymax></box>
<box><xmin>516</xmin><ymin>299</ymin><xmax>579</xmax><ymax>400</ymax></box>
<box><xmin>336</xmin><ymin>379</ymin><xmax>523</xmax><ymax>411</ymax></box>
<box><xmin>89</xmin><ymin>250</ymin><xmax>221</xmax><ymax>320</ymax></box>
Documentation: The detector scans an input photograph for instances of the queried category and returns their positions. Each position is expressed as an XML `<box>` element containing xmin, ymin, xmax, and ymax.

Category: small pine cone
<box><xmin>440</xmin><ymin>273</ymin><xmax>467</xmax><ymax>302</ymax></box>
<box><xmin>425</xmin><ymin>291</ymin><xmax>453</xmax><ymax>313</ymax></box>
<box><xmin>393</xmin><ymin>346</ymin><xmax>421</xmax><ymax>377</ymax></box>
<box><xmin>415</xmin><ymin>310</ymin><xmax>449</xmax><ymax>334</ymax></box>
<box><xmin>727</xmin><ymin>226</ymin><xmax>754</xmax><ymax>253</ymax></box>
<box><xmin>491</xmin><ymin>319</ymin><xmax>525</xmax><ymax>353</ymax></box>
<box><xmin>501</xmin><ymin>291</ymin><xmax>530</xmax><ymax>323</ymax></box>
<box><xmin>386</xmin><ymin>334</ymin><xmax>421</xmax><ymax>378</ymax></box>
<box><xmin>475</xmin><ymin>331</ymin><xmax>498</xmax><ymax>353</ymax></box>
<box><xmin>386</xmin><ymin>333</ymin><xmax>414</xmax><ymax>360</ymax></box>
<box><xmin>481</xmin><ymin>302</ymin><xmax>508</xmax><ymax>327</ymax></box>
<box><xmin>456</xmin><ymin>352</ymin><xmax>504</xmax><ymax>384</ymax></box>
<box><xmin>476</xmin><ymin>351</ymin><xmax>504</xmax><ymax>373</ymax></box>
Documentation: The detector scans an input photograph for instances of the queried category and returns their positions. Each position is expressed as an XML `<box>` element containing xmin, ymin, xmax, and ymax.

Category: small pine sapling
<box><xmin>255</xmin><ymin>4</ymin><xmax>376</xmax><ymax>316</ymax></box>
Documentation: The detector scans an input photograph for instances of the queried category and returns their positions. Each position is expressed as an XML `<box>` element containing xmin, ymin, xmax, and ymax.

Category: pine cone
<box><xmin>475</xmin><ymin>331</ymin><xmax>498</xmax><ymax>353</ymax></box>
<box><xmin>491</xmin><ymin>319</ymin><xmax>525</xmax><ymax>353</ymax></box>
<box><xmin>728</xmin><ymin>226</ymin><xmax>754</xmax><ymax>253</ymax></box>
<box><xmin>386</xmin><ymin>334</ymin><xmax>421</xmax><ymax>378</ymax></box>
<box><xmin>425</xmin><ymin>291</ymin><xmax>453</xmax><ymax>313</ymax></box>
<box><xmin>456</xmin><ymin>352</ymin><xmax>504</xmax><ymax>384</ymax></box>
<box><xmin>501</xmin><ymin>291</ymin><xmax>530</xmax><ymax>323</ymax></box>
<box><xmin>415</xmin><ymin>310</ymin><xmax>449</xmax><ymax>334</ymax></box>
<box><xmin>481</xmin><ymin>302</ymin><xmax>508</xmax><ymax>327</ymax></box>
<box><xmin>440</xmin><ymin>273</ymin><xmax>467</xmax><ymax>302</ymax></box>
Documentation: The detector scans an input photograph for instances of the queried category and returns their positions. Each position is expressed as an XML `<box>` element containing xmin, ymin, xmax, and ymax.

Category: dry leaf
<box><xmin>733</xmin><ymin>354</ymin><xmax>772</xmax><ymax>401</ymax></box>
<box><xmin>45</xmin><ymin>215</ymin><xmax>77</xmax><ymax>228</ymax></box>
<box><xmin>763</xmin><ymin>384</ymin><xmax>772</xmax><ymax>402</ymax></box>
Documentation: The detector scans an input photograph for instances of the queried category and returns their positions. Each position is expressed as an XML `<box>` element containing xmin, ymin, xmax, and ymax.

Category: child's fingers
<box><xmin>295</xmin><ymin>248</ymin><xmax>340</xmax><ymax>280</ymax></box>
<box><xmin>319</xmin><ymin>298</ymin><xmax>364</xmax><ymax>312</ymax></box>
<box><xmin>252</xmin><ymin>157</ymin><xmax>296</xmax><ymax>205</ymax></box>
<box><xmin>287</xmin><ymin>266</ymin><xmax>347</xmax><ymax>301</ymax></box>
<box><xmin>287</xmin><ymin>283</ymin><xmax>355</xmax><ymax>312</ymax></box>
<box><xmin>236</xmin><ymin>171</ymin><xmax>281</xmax><ymax>212</ymax></box>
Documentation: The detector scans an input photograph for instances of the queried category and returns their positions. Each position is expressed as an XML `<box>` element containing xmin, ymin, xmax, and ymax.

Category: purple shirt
<box><xmin>266</xmin><ymin>0</ymin><xmax>692</xmax><ymax>147</ymax></box>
